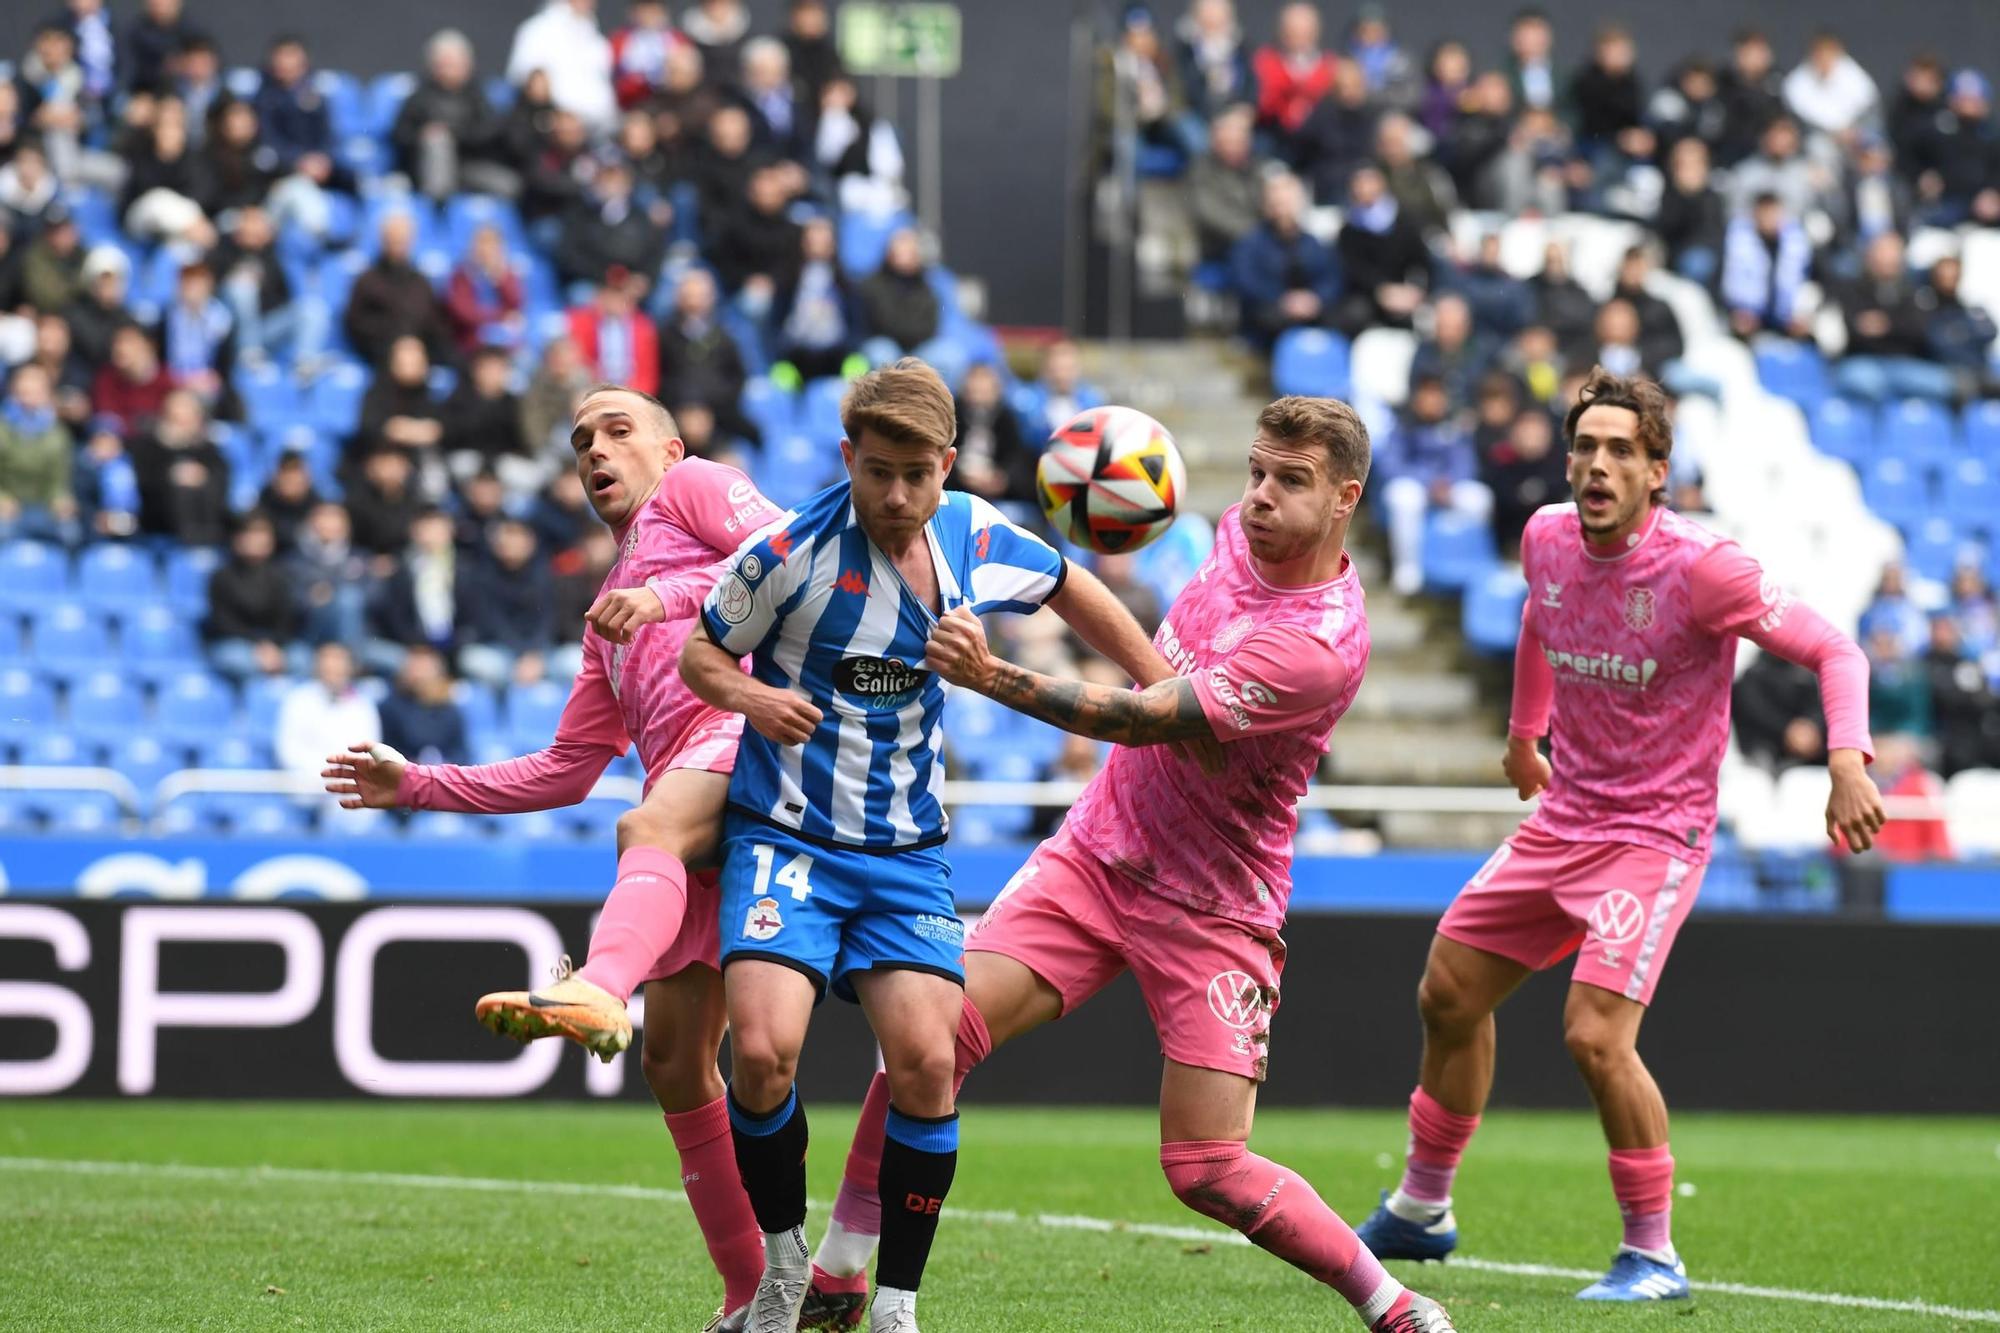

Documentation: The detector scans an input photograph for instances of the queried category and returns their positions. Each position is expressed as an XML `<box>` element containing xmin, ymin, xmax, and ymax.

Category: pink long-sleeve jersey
<box><xmin>1511</xmin><ymin>502</ymin><xmax>1873</xmax><ymax>864</ymax></box>
<box><xmin>397</xmin><ymin>457</ymin><xmax>781</xmax><ymax>812</ymax></box>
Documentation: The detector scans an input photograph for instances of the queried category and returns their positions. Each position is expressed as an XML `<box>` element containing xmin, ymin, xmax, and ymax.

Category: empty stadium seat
<box><xmin>444</xmin><ymin>193</ymin><xmax>529</xmax><ymax>253</ymax></box>
<box><xmin>73</xmin><ymin>542</ymin><xmax>161</xmax><ymax>610</ymax></box>
<box><xmin>30</xmin><ymin>604</ymin><xmax>112</xmax><ymax>677</ymax></box>
<box><xmin>1462</xmin><ymin>567</ymin><xmax>1528</xmax><ymax>655</ymax></box>
<box><xmin>158</xmin><ymin>791</ymin><xmax>234</xmax><ymax>835</ymax></box>
<box><xmin>234</xmin><ymin>793</ymin><xmax>312</xmax><ymax>837</ymax></box>
<box><xmin>107</xmin><ymin>735</ymin><xmax>184</xmax><ymax>800</ymax></box>
<box><xmin>1861</xmin><ymin>456</ymin><xmax>1930</xmax><ymax>527</ymax></box>
<box><xmin>240</xmin><ymin>675</ymin><xmax>295</xmax><ymax>735</ymax></box>
<box><xmin>1880</xmin><ymin>397</ymin><xmax>1956</xmax><ymax>467</ymax></box>
<box><xmin>67</xmin><ymin>670</ymin><xmax>144</xmax><ymax>740</ymax></box>
<box><xmin>1422</xmin><ymin>509</ymin><xmax>1499</xmax><ymax>592</ymax></box>
<box><xmin>234</xmin><ymin>361</ymin><xmax>302</xmax><ymax>430</ymax></box>
<box><xmin>0</xmin><ymin>540</ymin><xmax>68</xmax><ymax>610</ymax></box>
<box><xmin>1900</xmin><ymin>517</ymin><xmax>1964</xmax><ymax>584</ymax></box>
<box><xmin>1754</xmin><ymin>341</ymin><xmax>1830</xmax><ymax>411</ymax></box>
<box><xmin>741</xmin><ymin>376</ymin><xmax>797</xmax><ymax>441</ymax></box>
<box><xmin>0</xmin><ymin>668</ymin><xmax>57</xmax><ymax>738</ymax></box>
<box><xmin>406</xmin><ymin>810</ymin><xmax>489</xmax><ymax>840</ymax></box>
<box><xmin>1943</xmin><ymin>458</ymin><xmax>2000</xmax><ymax>537</ymax></box>
<box><xmin>123</xmin><ymin>605</ymin><xmax>204</xmax><ymax>682</ymax></box>
<box><xmin>48</xmin><ymin>790</ymin><xmax>126</xmax><ymax>834</ymax></box>
<box><xmin>308</xmin><ymin>361</ymin><xmax>371</xmax><ymax>436</ymax></box>
<box><xmin>19</xmin><ymin>732</ymin><xmax>87</xmax><ymax>767</ymax></box>
<box><xmin>0</xmin><ymin>615</ymin><xmax>21</xmax><ymax>659</ymax></box>
<box><xmin>156</xmin><ymin>671</ymin><xmax>235</xmax><ymax>741</ymax></box>
<box><xmin>503</xmin><ymin>680</ymin><xmax>570</xmax><ymax>748</ymax></box>
<box><xmin>1271</xmin><ymin>328</ymin><xmax>1351</xmax><ymax>398</ymax></box>
<box><xmin>0</xmin><ymin>792</ymin><xmax>38</xmax><ymax>833</ymax></box>
<box><xmin>759</xmin><ymin>435</ymin><xmax>838</xmax><ymax>508</ymax></box>
<box><xmin>164</xmin><ymin>546</ymin><xmax>223</xmax><ymax>617</ymax></box>
<box><xmin>800</xmin><ymin>377</ymin><xmax>847</xmax><ymax>444</ymax></box>
<box><xmin>838</xmin><ymin>209</ymin><xmax>912</xmax><ymax>277</ymax></box>
<box><xmin>1808</xmin><ymin>398</ymin><xmax>1872</xmax><ymax>464</ymax></box>
<box><xmin>198</xmin><ymin>735</ymin><xmax>272</xmax><ymax>770</ymax></box>
<box><xmin>1964</xmin><ymin>400</ymin><xmax>2000</xmax><ymax>464</ymax></box>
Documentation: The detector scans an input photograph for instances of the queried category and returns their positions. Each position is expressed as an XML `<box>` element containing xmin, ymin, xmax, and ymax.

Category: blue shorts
<box><xmin>718</xmin><ymin>812</ymin><xmax>966</xmax><ymax>1002</ymax></box>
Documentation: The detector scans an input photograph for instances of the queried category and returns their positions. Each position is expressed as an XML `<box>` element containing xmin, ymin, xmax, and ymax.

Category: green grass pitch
<box><xmin>2</xmin><ymin>1101</ymin><xmax>1995</xmax><ymax>1330</ymax></box>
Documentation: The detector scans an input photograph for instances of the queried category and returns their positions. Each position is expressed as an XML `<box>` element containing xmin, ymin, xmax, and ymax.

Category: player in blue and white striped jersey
<box><xmin>679</xmin><ymin>359</ymin><xmax>1185</xmax><ymax>1333</ymax></box>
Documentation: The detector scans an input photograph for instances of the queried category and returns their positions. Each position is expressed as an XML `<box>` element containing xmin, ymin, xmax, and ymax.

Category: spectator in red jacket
<box><xmin>611</xmin><ymin>0</ymin><xmax>685</xmax><ymax>108</ymax></box>
<box><xmin>89</xmin><ymin>323</ymin><xmax>173</xmax><ymax>439</ymax></box>
<box><xmin>565</xmin><ymin>268</ymin><xmax>658</xmax><ymax>395</ymax></box>
<box><xmin>1865</xmin><ymin>734</ymin><xmax>1953</xmax><ymax>862</ymax></box>
<box><xmin>1253</xmin><ymin>2</ymin><xmax>1338</xmax><ymax>148</ymax></box>
<box><xmin>444</xmin><ymin>224</ymin><xmax>526</xmax><ymax>353</ymax></box>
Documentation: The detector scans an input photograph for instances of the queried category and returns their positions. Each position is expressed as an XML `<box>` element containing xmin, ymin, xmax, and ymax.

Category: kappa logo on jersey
<box><xmin>1542</xmin><ymin>646</ymin><xmax>1659</xmax><ymax>690</ymax></box>
<box><xmin>743</xmin><ymin>896</ymin><xmax>784</xmax><ymax>941</ymax></box>
<box><xmin>767</xmin><ymin>529</ymin><xmax>793</xmax><ymax>559</ymax></box>
<box><xmin>835</xmin><ymin>569</ymin><xmax>869</xmax><ymax>596</ymax></box>
<box><xmin>1213</xmin><ymin>614</ymin><xmax>1255</xmax><ymax>653</ymax></box>
<box><xmin>834</xmin><ymin>655</ymin><xmax>926</xmax><ymax>707</ymax></box>
<box><xmin>1624</xmin><ymin>586</ymin><xmax>1656</xmax><ymax>631</ymax></box>
<box><xmin>1542</xmin><ymin>580</ymin><xmax>1564</xmax><ymax>609</ymax></box>
<box><xmin>975</xmin><ymin>525</ymin><xmax>992</xmax><ymax>559</ymax></box>
<box><xmin>716</xmin><ymin>572</ymin><xmax>754</xmax><ymax>625</ymax></box>
<box><xmin>1206</xmin><ymin>970</ymin><xmax>1266</xmax><ymax>1030</ymax></box>
<box><xmin>1586</xmin><ymin>889</ymin><xmax>1645</xmax><ymax>946</ymax></box>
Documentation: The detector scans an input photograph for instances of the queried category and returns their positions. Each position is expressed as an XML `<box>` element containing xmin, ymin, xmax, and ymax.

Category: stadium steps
<box><xmin>1325</xmin><ymin>719</ymin><xmax>1506</xmax><ymax>787</ymax></box>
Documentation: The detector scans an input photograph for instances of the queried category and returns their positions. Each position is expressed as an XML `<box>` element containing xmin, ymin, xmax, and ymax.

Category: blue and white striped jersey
<box><xmin>700</xmin><ymin>482</ymin><xmax>1067</xmax><ymax>850</ymax></box>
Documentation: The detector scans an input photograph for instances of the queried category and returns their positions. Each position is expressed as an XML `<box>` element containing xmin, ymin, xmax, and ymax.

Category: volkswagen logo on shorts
<box><xmin>1586</xmin><ymin>890</ymin><xmax>1645</xmax><ymax>946</ymax></box>
<box><xmin>1206</xmin><ymin>970</ymin><xmax>1263</xmax><ymax>1029</ymax></box>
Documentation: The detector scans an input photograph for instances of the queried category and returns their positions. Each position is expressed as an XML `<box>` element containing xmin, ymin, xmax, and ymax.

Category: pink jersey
<box><xmin>1513</xmin><ymin>502</ymin><xmax>1873</xmax><ymax>864</ymax></box>
<box><xmin>1065</xmin><ymin>505</ymin><xmax>1370</xmax><ymax>930</ymax></box>
<box><xmin>399</xmin><ymin>457</ymin><xmax>781</xmax><ymax>811</ymax></box>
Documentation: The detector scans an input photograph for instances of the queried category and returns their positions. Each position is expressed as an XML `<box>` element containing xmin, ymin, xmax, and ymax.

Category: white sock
<box><xmin>1625</xmin><ymin>1242</ymin><xmax>1678</xmax><ymax>1265</ymax></box>
<box><xmin>763</xmin><ymin>1226</ymin><xmax>810</xmax><ymax>1271</ymax></box>
<box><xmin>812</xmin><ymin>1218</ymin><xmax>878</xmax><ymax>1278</ymax></box>
<box><xmin>1386</xmin><ymin>1188</ymin><xmax>1450</xmax><ymax>1223</ymax></box>
<box><xmin>1356</xmin><ymin>1276</ymin><xmax>1406</xmax><ymax>1325</ymax></box>
<box><xmin>872</xmin><ymin>1285</ymin><xmax>917</xmax><ymax>1313</ymax></box>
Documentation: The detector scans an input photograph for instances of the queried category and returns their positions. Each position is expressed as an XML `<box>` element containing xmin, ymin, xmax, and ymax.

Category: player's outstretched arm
<box><xmin>1045</xmin><ymin>566</ymin><xmax>1176</xmax><ymax>688</ymax></box>
<box><xmin>926</xmin><ymin>606</ymin><xmax>1213</xmax><ymax>745</ymax></box>
<box><xmin>679</xmin><ymin>629</ymin><xmax>824</xmax><ymax>745</ymax></box>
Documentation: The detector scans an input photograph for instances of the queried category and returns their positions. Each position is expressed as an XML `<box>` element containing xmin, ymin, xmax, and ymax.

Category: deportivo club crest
<box><xmin>1624</xmin><ymin>587</ymin><xmax>1656</xmax><ymax>631</ymax></box>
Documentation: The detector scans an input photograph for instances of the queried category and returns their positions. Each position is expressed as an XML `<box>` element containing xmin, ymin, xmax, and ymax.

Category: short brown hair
<box><xmin>1562</xmin><ymin>368</ymin><xmax>1672</xmax><ymax>464</ymax></box>
<box><xmin>841</xmin><ymin>358</ymin><xmax>957</xmax><ymax>452</ymax></box>
<box><xmin>1256</xmin><ymin>395</ymin><xmax>1371</xmax><ymax>486</ymax></box>
<box><xmin>578</xmin><ymin>382</ymin><xmax>678</xmax><ymax>438</ymax></box>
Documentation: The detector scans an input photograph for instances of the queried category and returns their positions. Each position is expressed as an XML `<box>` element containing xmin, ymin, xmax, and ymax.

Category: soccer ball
<box><xmin>1036</xmin><ymin>405</ymin><xmax>1186</xmax><ymax>554</ymax></box>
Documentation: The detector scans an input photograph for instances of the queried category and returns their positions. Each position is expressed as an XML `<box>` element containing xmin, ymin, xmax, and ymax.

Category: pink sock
<box><xmin>1398</xmin><ymin>1086</ymin><xmax>1481</xmax><ymax>1204</ymax></box>
<box><xmin>1162</xmin><ymin>1140</ymin><xmax>1401</xmax><ymax>1319</ymax></box>
<box><xmin>830</xmin><ymin>1071</ymin><xmax>891</xmax><ymax>1235</ymax></box>
<box><xmin>952</xmin><ymin>997</ymin><xmax>992</xmax><ymax>1096</ymax></box>
<box><xmin>664</xmin><ymin>1097</ymin><xmax>765</xmax><ymax>1312</ymax></box>
<box><xmin>1609</xmin><ymin>1145</ymin><xmax>1676</xmax><ymax>1254</ymax></box>
<box><xmin>577</xmin><ymin>847</ymin><xmax>687</xmax><ymax>998</ymax></box>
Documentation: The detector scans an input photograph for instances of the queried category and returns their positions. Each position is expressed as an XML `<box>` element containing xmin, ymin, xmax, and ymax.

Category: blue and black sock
<box><xmin>728</xmin><ymin>1084</ymin><xmax>810</xmax><ymax>1235</ymax></box>
<box><xmin>875</xmin><ymin>1105</ymin><xmax>959</xmax><ymax>1291</ymax></box>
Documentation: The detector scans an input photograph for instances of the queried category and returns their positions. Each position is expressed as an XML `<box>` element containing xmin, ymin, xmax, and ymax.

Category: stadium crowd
<box><xmin>0</xmin><ymin>0</ymin><xmax>1170</xmax><ymax>826</ymax></box>
<box><xmin>1095</xmin><ymin>0</ymin><xmax>2000</xmax><ymax>797</ymax></box>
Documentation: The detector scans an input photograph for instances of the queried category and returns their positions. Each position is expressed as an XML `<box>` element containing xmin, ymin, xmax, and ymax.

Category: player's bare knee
<box><xmin>616</xmin><ymin>806</ymin><xmax>696</xmax><ymax>859</ymax></box>
<box><xmin>727</xmin><ymin>1031</ymin><xmax>798</xmax><ymax>1102</ymax></box>
<box><xmin>1417</xmin><ymin>968</ymin><xmax>1478</xmax><ymax>1038</ymax></box>
<box><xmin>883</xmin><ymin>1046</ymin><xmax>957</xmax><ymax>1117</ymax></box>
<box><xmin>1563</xmin><ymin>1016</ymin><xmax>1632</xmax><ymax>1084</ymax></box>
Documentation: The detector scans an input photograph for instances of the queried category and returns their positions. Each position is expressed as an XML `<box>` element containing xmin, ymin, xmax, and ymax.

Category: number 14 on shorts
<box><xmin>751</xmin><ymin>844</ymin><xmax>816</xmax><ymax>901</ymax></box>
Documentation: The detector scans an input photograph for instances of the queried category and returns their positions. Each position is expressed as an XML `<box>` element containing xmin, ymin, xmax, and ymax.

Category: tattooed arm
<box><xmin>926</xmin><ymin>605</ymin><xmax>1216</xmax><ymax>745</ymax></box>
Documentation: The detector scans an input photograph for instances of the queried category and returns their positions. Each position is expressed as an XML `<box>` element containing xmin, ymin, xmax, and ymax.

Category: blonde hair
<box><xmin>841</xmin><ymin>358</ymin><xmax>957</xmax><ymax>452</ymax></box>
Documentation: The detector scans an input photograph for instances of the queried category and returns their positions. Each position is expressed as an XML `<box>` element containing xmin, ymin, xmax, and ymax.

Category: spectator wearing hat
<box><xmin>20</xmin><ymin>205</ymin><xmax>84</xmax><ymax>315</ymax></box>
<box><xmin>64</xmin><ymin>245</ymin><xmax>128</xmax><ymax>371</ymax></box>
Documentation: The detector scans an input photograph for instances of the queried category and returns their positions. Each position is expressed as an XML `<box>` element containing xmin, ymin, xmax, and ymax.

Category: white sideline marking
<box><xmin>3</xmin><ymin>1156</ymin><xmax>1996</xmax><ymax>1325</ymax></box>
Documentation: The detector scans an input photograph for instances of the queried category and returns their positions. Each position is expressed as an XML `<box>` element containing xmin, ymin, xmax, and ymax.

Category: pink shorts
<box><xmin>641</xmin><ymin>868</ymin><xmax>723</xmax><ymax>982</ymax></box>
<box><xmin>1437</xmin><ymin>825</ymin><xmax>1704</xmax><ymax>1006</ymax></box>
<box><xmin>636</xmin><ymin>711</ymin><xmax>741</xmax><ymax>983</ymax></box>
<box><xmin>966</xmin><ymin>826</ymin><xmax>1286</xmax><ymax>1081</ymax></box>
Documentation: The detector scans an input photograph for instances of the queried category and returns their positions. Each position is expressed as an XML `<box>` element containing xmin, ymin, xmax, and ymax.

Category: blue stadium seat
<box><xmin>0</xmin><ymin>668</ymin><xmax>56</xmax><ymax>739</ymax></box>
<box><xmin>316</xmin><ymin>249</ymin><xmax>369</xmax><ymax>315</ymax></box>
<box><xmin>838</xmin><ymin>210</ymin><xmax>911</xmax><ymax>277</ymax></box>
<box><xmin>165</xmin><ymin>546</ymin><xmax>223</xmax><ymax>617</ymax></box>
<box><xmin>308</xmin><ymin>362</ymin><xmax>371</xmax><ymax>436</ymax></box>
<box><xmin>1463</xmin><ymin>567</ymin><xmax>1529</xmax><ymax>655</ymax></box>
<box><xmin>358</xmin><ymin>191</ymin><xmax>436</xmax><ymax>255</ymax></box>
<box><xmin>122</xmin><ymin>605</ymin><xmax>203</xmax><ymax>684</ymax></box>
<box><xmin>242</xmin><ymin>675</ymin><xmax>295</xmax><ymax>734</ymax></box>
<box><xmin>562</xmin><ymin>798</ymin><xmax>627</xmax><ymax>840</ymax></box>
<box><xmin>234</xmin><ymin>793</ymin><xmax>311</xmax><ymax>836</ymax></box>
<box><xmin>1900</xmin><ymin>517</ymin><xmax>1963</xmax><ymax>584</ymax></box>
<box><xmin>198</xmin><ymin>735</ymin><xmax>273</xmax><ymax>770</ymax></box>
<box><xmin>66</xmin><ymin>670</ymin><xmax>144</xmax><ymax>741</ymax></box>
<box><xmin>368</xmin><ymin>73</ymin><xmax>417</xmax><ymax>137</ymax></box>
<box><xmin>504</xmin><ymin>680</ymin><xmax>569</xmax><ymax>748</ymax></box>
<box><xmin>0</xmin><ymin>614</ymin><xmax>20</xmax><ymax>660</ymax></box>
<box><xmin>1808</xmin><ymin>398</ymin><xmax>1873</xmax><ymax>464</ymax></box>
<box><xmin>106</xmin><ymin>735</ymin><xmax>184</xmax><ymax>801</ymax></box>
<box><xmin>135</xmin><ymin>244</ymin><xmax>186</xmax><ymax>310</ymax></box>
<box><xmin>453</xmin><ymin>680</ymin><xmax>503</xmax><ymax>739</ymax></box>
<box><xmin>1422</xmin><ymin>510</ymin><xmax>1499</xmax><ymax>592</ymax></box>
<box><xmin>1943</xmin><ymin>458</ymin><xmax>2000</xmax><ymax>537</ymax></box>
<box><xmin>1272</xmin><ymin>328</ymin><xmax>1352</xmax><ymax>398</ymax></box>
<box><xmin>0</xmin><ymin>540</ymin><xmax>68</xmax><ymax>611</ymax></box>
<box><xmin>0</xmin><ymin>792</ymin><xmax>40</xmax><ymax>833</ymax></box>
<box><xmin>156</xmin><ymin>671</ymin><xmax>235</xmax><ymax>741</ymax></box>
<box><xmin>235</xmin><ymin>361</ymin><xmax>303</xmax><ymax>431</ymax></box>
<box><xmin>20</xmin><ymin>732</ymin><xmax>87</xmax><ymax>767</ymax></box>
<box><xmin>800</xmin><ymin>377</ymin><xmax>847</xmax><ymax>444</ymax></box>
<box><xmin>911</xmin><ymin>330</ymin><xmax>973</xmax><ymax>390</ymax></box>
<box><xmin>30</xmin><ymin>604</ymin><xmax>112</xmax><ymax>677</ymax></box>
<box><xmin>74</xmin><ymin>543</ymin><xmax>162</xmax><ymax>613</ymax></box>
<box><xmin>1862</xmin><ymin>456</ymin><xmax>1930</xmax><ymax>527</ymax></box>
<box><xmin>158</xmin><ymin>791</ymin><xmax>233</xmax><ymax>835</ymax></box>
<box><xmin>1965</xmin><ymin>400</ymin><xmax>2000</xmax><ymax>464</ymax></box>
<box><xmin>1754</xmin><ymin>341</ymin><xmax>1830</xmax><ymax>411</ymax></box>
<box><xmin>444</xmin><ymin>193</ymin><xmax>528</xmax><ymax>254</ymax></box>
<box><xmin>64</xmin><ymin>185</ymin><xmax>119</xmax><ymax>245</ymax></box>
<box><xmin>1880</xmin><ymin>397</ymin><xmax>1956</xmax><ymax>468</ymax></box>
<box><xmin>742</xmin><ymin>376</ymin><xmax>797</xmax><ymax>442</ymax></box>
<box><xmin>759</xmin><ymin>435</ymin><xmax>838</xmax><ymax>508</ymax></box>
<box><xmin>49</xmin><ymin>790</ymin><xmax>125</xmax><ymax>835</ymax></box>
<box><xmin>408</xmin><ymin>810</ymin><xmax>490</xmax><ymax>841</ymax></box>
<box><xmin>316</xmin><ymin>69</ymin><xmax>369</xmax><ymax>138</ymax></box>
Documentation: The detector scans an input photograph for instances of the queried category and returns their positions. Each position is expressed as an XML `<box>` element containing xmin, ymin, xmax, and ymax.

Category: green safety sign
<box><xmin>836</xmin><ymin>2</ymin><xmax>962</xmax><ymax>78</ymax></box>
